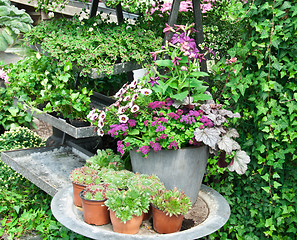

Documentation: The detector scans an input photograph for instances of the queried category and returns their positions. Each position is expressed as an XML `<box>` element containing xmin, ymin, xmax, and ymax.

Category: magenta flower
<box><xmin>163</xmin><ymin>23</ymin><xmax>175</xmax><ymax>34</ymax></box>
<box><xmin>128</xmin><ymin>119</ymin><xmax>136</xmax><ymax>127</ymax></box>
<box><xmin>156</xmin><ymin>125</ymin><xmax>165</xmax><ymax>132</ymax></box>
<box><xmin>148</xmin><ymin>76</ymin><xmax>160</xmax><ymax>88</ymax></box>
<box><xmin>139</xmin><ymin>146</ymin><xmax>150</xmax><ymax>155</ymax></box>
<box><xmin>172</xmin><ymin>56</ymin><xmax>182</xmax><ymax>67</ymax></box>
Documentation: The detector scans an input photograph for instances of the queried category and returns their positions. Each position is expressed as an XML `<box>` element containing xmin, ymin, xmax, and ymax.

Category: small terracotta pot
<box><xmin>72</xmin><ymin>182</ymin><xmax>86</xmax><ymax>207</ymax></box>
<box><xmin>79</xmin><ymin>192</ymin><xmax>110</xmax><ymax>226</ymax></box>
<box><xmin>143</xmin><ymin>205</ymin><xmax>152</xmax><ymax>221</ymax></box>
<box><xmin>110</xmin><ymin>210</ymin><xmax>143</xmax><ymax>234</ymax></box>
<box><xmin>152</xmin><ymin>206</ymin><xmax>184</xmax><ymax>234</ymax></box>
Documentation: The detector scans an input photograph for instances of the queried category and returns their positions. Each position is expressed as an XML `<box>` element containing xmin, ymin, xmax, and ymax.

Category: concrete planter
<box><xmin>130</xmin><ymin>146</ymin><xmax>208</xmax><ymax>204</ymax></box>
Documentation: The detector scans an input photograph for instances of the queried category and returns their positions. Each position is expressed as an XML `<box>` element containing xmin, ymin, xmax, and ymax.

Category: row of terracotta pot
<box><xmin>79</xmin><ymin>190</ymin><xmax>184</xmax><ymax>234</ymax></box>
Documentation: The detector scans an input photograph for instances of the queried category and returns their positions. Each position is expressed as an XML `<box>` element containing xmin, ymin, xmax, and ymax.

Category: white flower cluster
<box><xmin>87</xmin><ymin>78</ymin><xmax>152</xmax><ymax>136</ymax></box>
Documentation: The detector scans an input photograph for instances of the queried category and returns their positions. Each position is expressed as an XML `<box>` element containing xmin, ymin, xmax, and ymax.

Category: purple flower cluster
<box><xmin>128</xmin><ymin>119</ymin><xmax>136</xmax><ymax>127</ymax></box>
<box><xmin>180</xmin><ymin>110</ymin><xmax>201</xmax><ymax>124</ymax></box>
<box><xmin>150</xmin><ymin>141</ymin><xmax>162</xmax><ymax>151</ymax></box>
<box><xmin>108</xmin><ymin>124</ymin><xmax>128</xmax><ymax>137</ymax></box>
<box><xmin>148</xmin><ymin>101</ymin><xmax>166</xmax><ymax>109</ymax></box>
<box><xmin>199</xmin><ymin>116</ymin><xmax>213</xmax><ymax>127</ymax></box>
<box><xmin>167</xmin><ymin>140</ymin><xmax>179</xmax><ymax>150</ymax></box>
<box><xmin>139</xmin><ymin>146</ymin><xmax>150</xmax><ymax>155</ymax></box>
<box><xmin>117</xmin><ymin>141</ymin><xmax>125</xmax><ymax>156</ymax></box>
<box><xmin>156</xmin><ymin>125</ymin><xmax>166</xmax><ymax>132</ymax></box>
<box><xmin>168</xmin><ymin>112</ymin><xmax>180</xmax><ymax>120</ymax></box>
<box><xmin>170</xmin><ymin>32</ymin><xmax>199</xmax><ymax>60</ymax></box>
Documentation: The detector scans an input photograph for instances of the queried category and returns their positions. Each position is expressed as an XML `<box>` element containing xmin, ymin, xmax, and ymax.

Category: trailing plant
<box><xmin>105</xmin><ymin>188</ymin><xmax>150</xmax><ymax>223</ymax></box>
<box><xmin>151</xmin><ymin>188</ymin><xmax>191</xmax><ymax>217</ymax></box>
<box><xmin>0</xmin><ymin>0</ymin><xmax>33</xmax><ymax>51</ymax></box>
<box><xmin>85</xmin><ymin>148</ymin><xmax>125</xmax><ymax>171</ymax></box>
<box><xmin>24</xmin><ymin>15</ymin><xmax>163</xmax><ymax>76</ymax></box>
<box><xmin>205</xmin><ymin>0</ymin><xmax>297</xmax><ymax>239</ymax></box>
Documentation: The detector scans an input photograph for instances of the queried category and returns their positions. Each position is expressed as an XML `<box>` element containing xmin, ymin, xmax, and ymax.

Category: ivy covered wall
<box><xmin>207</xmin><ymin>0</ymin><xmax>297</xmax><ymax>239</ymax></box>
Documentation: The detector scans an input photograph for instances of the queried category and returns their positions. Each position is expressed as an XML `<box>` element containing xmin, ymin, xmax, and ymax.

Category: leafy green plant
<box><xmin>24</xmin><ymin>15</ymin><xmax>162</xmax><ymax>76</ymax></box>
<box><xmin>0</xmin><ymin>87</ymin><xmax>34</xmax><ymax>132</ymax></box>
<box><xmin>105</xmin><ymin>188</ymin><xmax>150</xmax><ymax>223</ymax></box>
<box><xmin>0</xmin><ymin>0</ymin><xmax>33</xmax><ymax>51</ymax></box>
<box><xmin>151</xmin><ymin>188</ymin><xmax>191</xmax><ymax>217</ymax></box>
<box><xmin>85</xmin><ymin>149</ymin><xmax>125</xmax><ymax>171</ymax></box>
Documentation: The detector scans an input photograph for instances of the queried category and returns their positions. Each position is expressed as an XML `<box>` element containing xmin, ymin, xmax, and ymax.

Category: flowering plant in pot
<box><xmin>69</xmin><ymin>166</ymin><xmax>100</xmax><ymax>207</ymax></box>
<box><xmin>88</xmin><ymin>23</ymin><xmax>250</xmax><ymax>203</ymax></box>
<box><xmin>104</xmin><ymin>188</ymin><xmax>150</xmax><ymax>234</ymax></box>
<box><xmin>79</xmin><ymin>183</ymin><xmax>113</xmax><ymax>226</ymax></box>
<box><xmin>151</xmin><ymin>188</ymin><xmax>191</xmax><ymax>234</ymax></box>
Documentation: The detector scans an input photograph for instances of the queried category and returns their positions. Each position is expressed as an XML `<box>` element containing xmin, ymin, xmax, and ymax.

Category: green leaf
<box><xmin>261</xmin><ymin>186</ymin><xmax>270</xmax><ymax>193</ymax></box>
<box><xmin>273</xmin><ymin>181</ymin><xmax>281</xmax><ymax>189</ymax></box>
<box><xmin>190</xmin><ymin>71</ymin><xmax>209</xmax><ymax>78</ymax></box>
<box><xmin>8</xmin><ymin>106</ymin><xmax>18</xmax><ymax>116</ymax></box>
<box><xmin>129</xmin><ymin>129</ymin><xmax>139</xmax><ymax>135</ymax></box>
<box><xmin>155</xmin><ymin>59</ymin><xmax>173</xmax><ymax>67</ymax></box>
<box><xmin>171</xmin><ymin>91</ymin><xmax>189</xmax><ymax>101</ymax></box>
<box><xmin>64</xmin><ymin>61</ymin><xmax>72</xmax><ymax>72</ymax></box>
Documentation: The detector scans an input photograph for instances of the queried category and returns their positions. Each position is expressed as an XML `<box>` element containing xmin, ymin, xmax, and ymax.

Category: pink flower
<box><xmin>118</xmin><ymin>106</ymin><xmax>127</xmax><ymax>114</ymax></box>
<box><xmin>97</xmin><ymin>120</ymin><xmax>104</xmax><ymax>128</ymax></box>
<box><xmin>99</xmin><ymin>111</ymin><xmax>106</xmax><ymax>120</ymax></box>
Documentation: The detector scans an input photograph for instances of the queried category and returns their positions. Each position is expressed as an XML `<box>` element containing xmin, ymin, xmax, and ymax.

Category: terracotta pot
<box><xmin>143</xmin><ymin>205</ymin><xmax>152</xmax><ymax>221</ymax></box>
<box><xmin>79</xmin><ymin>192</ymin><xmax>110</xmax><ymax>226</ymax></box>
<box><xmin>72</xmin><ymin>182</ymin><xmax>86</xmax><ymax>207</ymax></box>
<box><xmin>152</xmin><ymin>206</ymin><xmax>184</xmax><ymax>234</ymax></box>
<box><xmin>110</xmin><ymin>210</ymin><xmax>143</xmax><ymax>234</ymax></box>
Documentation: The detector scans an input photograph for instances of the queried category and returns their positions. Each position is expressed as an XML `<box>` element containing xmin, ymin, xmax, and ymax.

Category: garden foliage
<box><xmin>0</xmin><ymin>0</ymin><xmax>32</xmax><ymax>51</ymax></box>
<box><xmin>0</xmin><ymin>128</ymin><xmax>89</xmax><ymax>239</ymax></box>
<box><xmin>206</xmin><ymin>0</ymin><xmax>297</xmax><ymax>239</ymax></box>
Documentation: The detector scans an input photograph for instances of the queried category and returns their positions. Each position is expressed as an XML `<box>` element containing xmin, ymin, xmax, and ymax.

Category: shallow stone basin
<box><xmin>51</xmin><ymin>184</ymin><xmax>230</xmax><ymax>239</ymax></box>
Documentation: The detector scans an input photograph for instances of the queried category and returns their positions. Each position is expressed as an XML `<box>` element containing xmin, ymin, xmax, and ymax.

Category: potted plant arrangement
<box><xmin>104</xmin><ymin>188</ymin><xmax>150</xmax><ymax>234</ymax></box>
<box><xmin>79</xmin><ymin>183</ymin><xmax>112</xmax><ymax>226</ymax></box>
<box><xmin>99</xmin><ymin>169</ymin><xmax>135</xmax><ymax>190</ymax></box>
<box><xmin>88</xmin><ymin>23</ymin><xmax>250</xmax><ymax>203</ymax></box>
<box><xmin>151</xmin><ymin>188</ymin><xmax>192</xmax><ymax>234</ymax></box>
<box><xmin>69</xmin><ymin>166</ymin><xmax>100</xmax><ymax>207</ymax></box>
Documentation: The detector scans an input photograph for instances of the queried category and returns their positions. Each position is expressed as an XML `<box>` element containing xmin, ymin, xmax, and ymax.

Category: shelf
<box><xmin>0</xmin><ymin>145</ymin><xmax>91</xmax><ymax>196</ymax></box>
<box><xmin>28</xmin><ymin>108</ymin><xmax>98</xmax><ymax>139</ymax></box>
<box><xmin>11</xmin><ymin>0</ymin><xmax>138</xmax><ymax>19</ymax></box>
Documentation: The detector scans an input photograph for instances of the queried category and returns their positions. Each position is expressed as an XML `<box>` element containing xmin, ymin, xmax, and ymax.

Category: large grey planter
<box><xmin>130</xmin><ymin>146</ymin><xmax>208</xmax><ymax>204</ymax></box>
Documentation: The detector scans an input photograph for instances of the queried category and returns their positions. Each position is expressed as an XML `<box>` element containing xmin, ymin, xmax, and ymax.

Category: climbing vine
<box><xmin>206</xmin><ymin>0</ymin><xmax>297</xmax><ymax>238</ymax></box>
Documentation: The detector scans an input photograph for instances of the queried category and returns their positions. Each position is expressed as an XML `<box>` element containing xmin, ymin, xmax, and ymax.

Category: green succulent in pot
<box><xmin>69</xmin><ymin>166</ymin><xmax>100</xmax><ymax>186</ymax></box>
<box><xmin>151</xmin><ymin>188</ymin><xmax>191</xmax><ymax>217</ymax></box>
<box><xmin>81</xmin><ymin>183</ymin><xmax>113</xmax><ymax>201</ymax></box>
<box><xmin>105</xmin><ymin>188</ymin><xmax>150</xmax><ymax>223</ymax></box>
<box><xmin>99</xmin><ymin>169</ymin><xmax>135</xmax><ymax>190</ymax></box>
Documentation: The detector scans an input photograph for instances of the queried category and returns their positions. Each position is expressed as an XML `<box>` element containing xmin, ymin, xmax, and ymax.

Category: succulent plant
<box><xmin>82</xmin><ymin>183</ymin><xmax>114</xmax><ymax>201</ymax></box>
<box><xmin>86</xmin><ymin>149</ymin><xmax>125</xmax><ymax>171</ymax></box>
<box><xmin>69</xmin><ymin>166</ymin><xmax>101</xmax><ymax>185</ymax></box>
<box><xmin>105</xmin><ymin>188</ymin><xmax>150</xmax><ymax>223</ymax></box>
<box><xmin>99</xmin><ymin>169</ymin><xmax>135</xmax><ymax>190</ymax></box>
<box><xmin>127</xmin><ymin>173</ymin><xmax>165</xmax><ymax>200</ymax></box>
<box><xmin>151</xmin><ymin>188</ymin><xmax>192</xmax><ymax>217</ymax></box>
